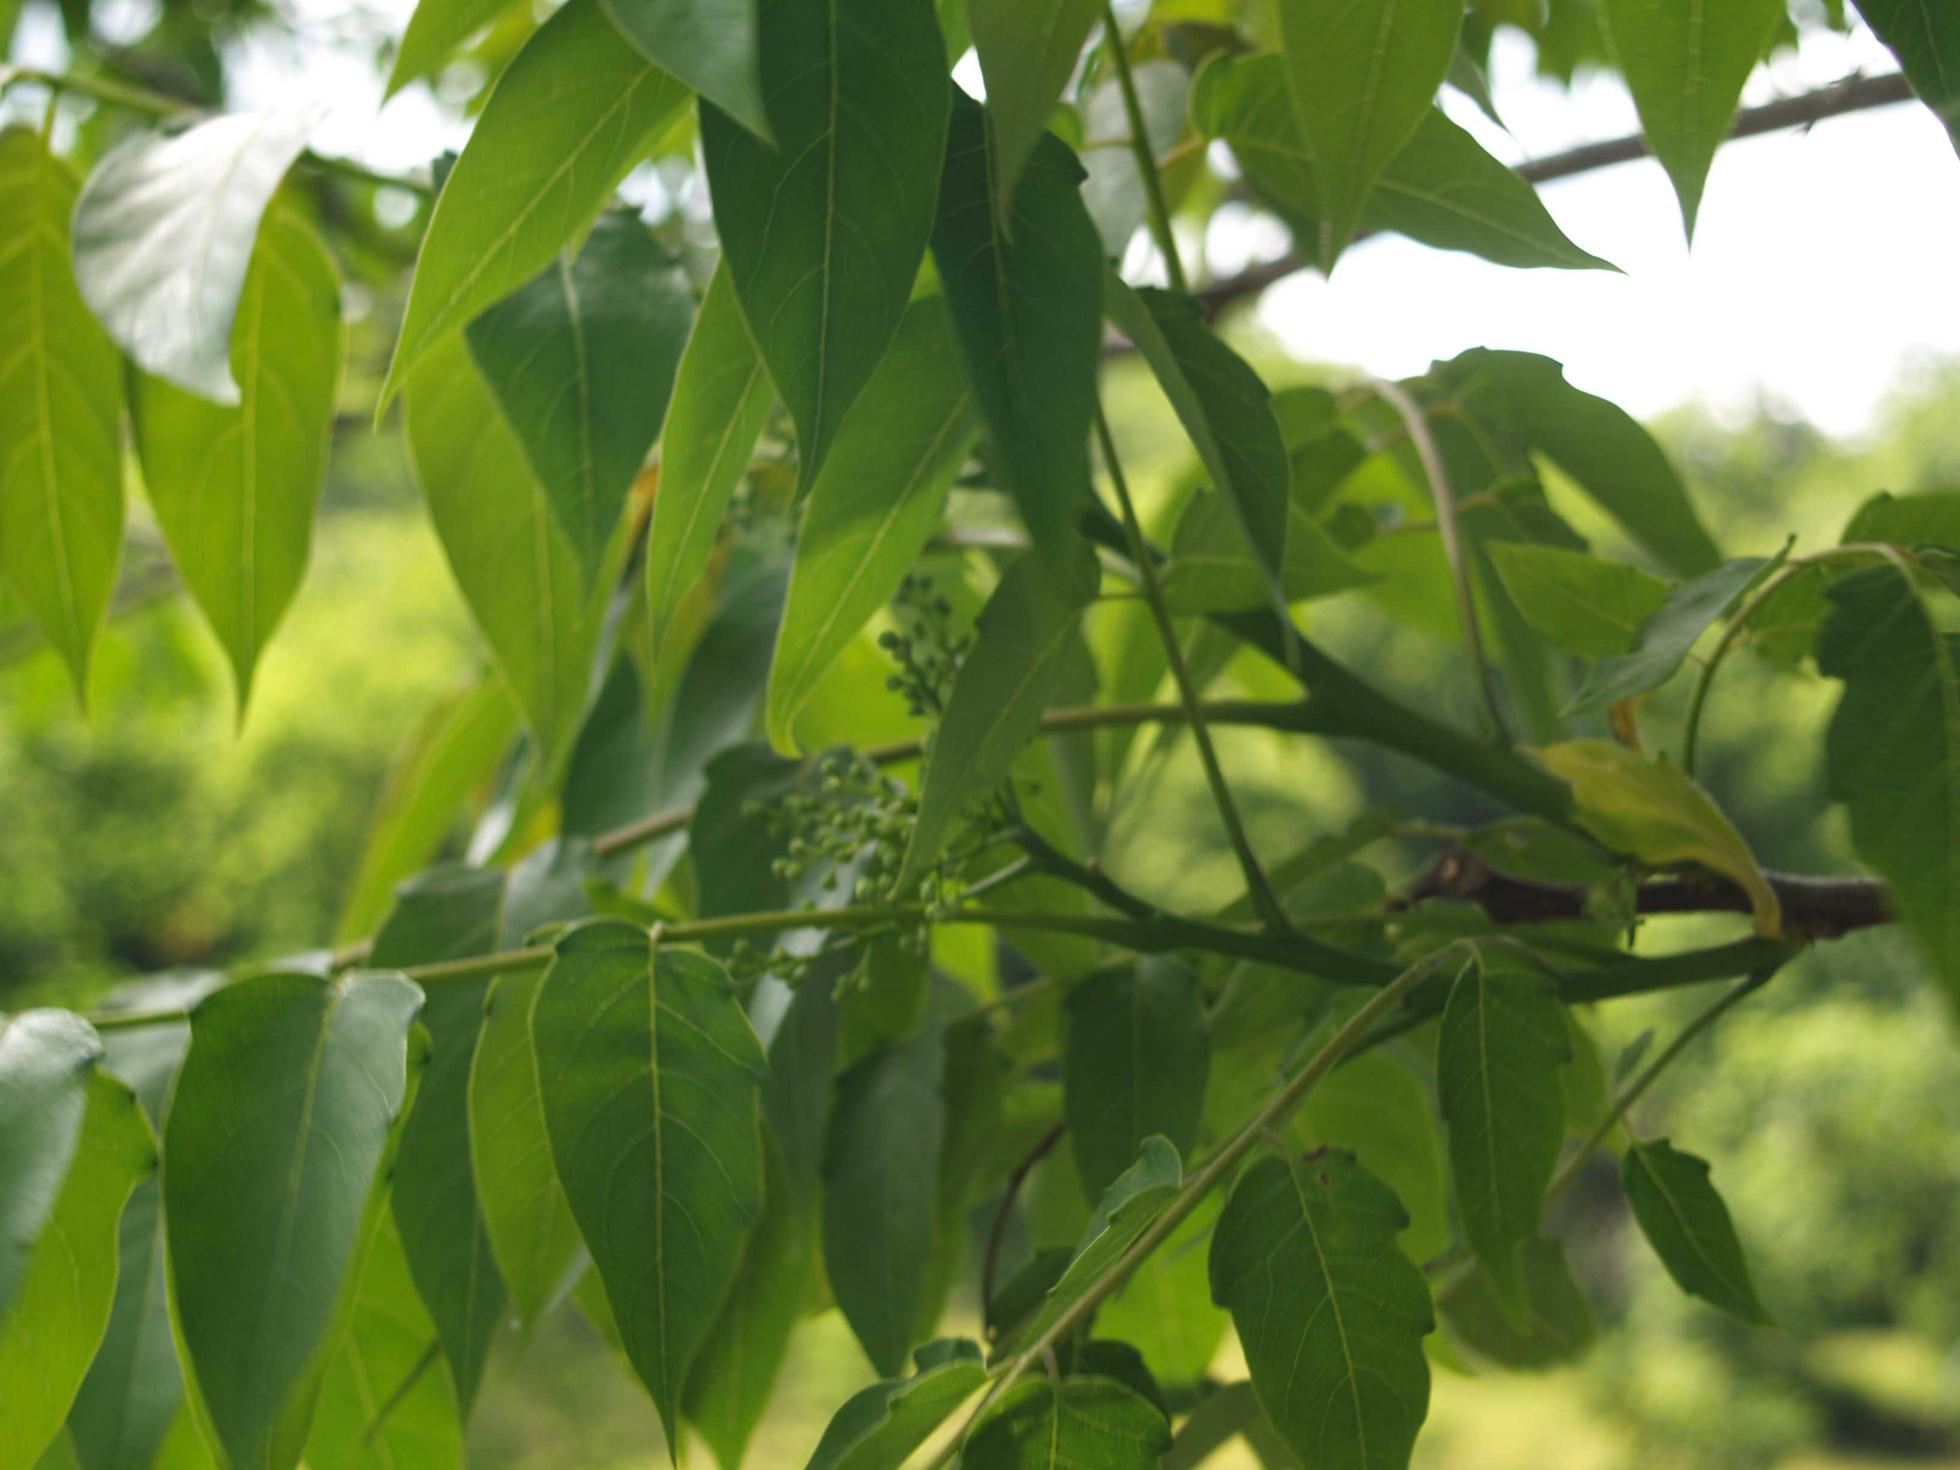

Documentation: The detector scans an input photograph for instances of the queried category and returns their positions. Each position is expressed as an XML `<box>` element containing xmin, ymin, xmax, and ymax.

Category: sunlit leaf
<box><xmin>969</xmin><ymin>0</ymin><xmax>1099</xmax><ymax>231</ymax></box>
<box><xmin>0</xmin><ymin>1009</ymin><xmax>103</xmax><ymax>1322</ymax></box>
<box><xmin>386</xmin><ymin>0</ymin><xmax>520</xmax><ymax>95</ymax></box>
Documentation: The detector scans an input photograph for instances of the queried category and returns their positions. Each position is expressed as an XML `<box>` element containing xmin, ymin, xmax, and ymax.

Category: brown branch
<box><xmin>1193</xmin><ymin>70</ymin><xmax>1917</xmax><ymax>318</ymax></box>
<box><xmin>981</xmin><ymin>1120</ymin><xmax>1067</xmax><ymax>1337</ymax></box>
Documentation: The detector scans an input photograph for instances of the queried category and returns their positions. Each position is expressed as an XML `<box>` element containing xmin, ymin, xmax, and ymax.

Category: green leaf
<box><xmin>1486</xmin><ymin>542</ymin><xmax>1671</xmax><ymax>659</ymax></box>
<box><xmin>970</xmin><ymin>0</ymin><xmax>1099</xmax><ymax>231</ymax></box>
<box><xmin>0</xmin><ymin>128</ymin><xmax>125</xmax><ymax>704</ymax></box>
<box><xmin>1855</xmin><ymin>0</ymin><xmax>1960</xmax><ymax>149</ymax></box>
<box><xmin>1209</xmin><ymin>1150</ymin><xmax>1433</xmax><ymax>1470</ymax></box>
<box><xmin>644</xmin><ymin>264</ymin><xmax>776</xmax><ymax>670</ymax></box>
<box><xmin>762</xmin><ymin>954</ymin><xmax>842</xmax><ymax>1216</ymax></box>
<box><xmin>530</xmin><ymin>920</ymin><xmax>767</xmax><ymax>1446</ymax></box>
<box><xmin>1443</xmin><ymin>349</ymin><xmax>1721</xmax><ymax>576</ymax></box>
<box><xmin>72</xmin><ymin>109</ymin><xmax>319</xmax><ymax>403</ymax></box>
<box><xmin>381</xmin><ymin>0</ymin><xmax>692</xmax><ymax>405</ymax></box>
<box><xmin>1193</xmin><ymin>56</ymin><xmax>1613</xmax><ymax>273</ymax></box>
<box><xmin>1601</xmin><ymin>0</ymin><xmax>1784</xmax><ymax>236</ymax></box>
<box><xmin>132</xmin><ymin>204</ymin><xmax>342</xmax><ymax>710</ymax></box>
<box><xmin>1163</xmin><ymin>494</ymin><xmax>1376</xmax><ymax>615</ymax></box>
<box><xmin>929</xmin><ymin>94</ymin><xmax>1102</xmax><ymax>554</ymax></box>
<box><xmin>0</xmin><ymin>1009</ymin><xmax>103</xmax><ymax>1322</ymax></box>
<box><xmin>898</xmin><ymin>540</ymin><xmax>1100</xmax><ymax>885</ymax></box>
<box><xmin>1296</xmin><ymin>1052</ymin><xmax>1451</xmax><ymax>1265</ymax></box>
<box><xmin>963</xmin><ymin>1376</ymin><xmax>1171</xmax><ymax>1469</ymax></box>
<box><xmin>386</xmin><ymin>0</ymin><xmax>519</xmax><ymax>95</ymax></box>
<box><xmin>163</xmin><ymin>971</ymin><xmax>426</xmax><ymax>1470</ymax></box>
<box><xmin>1816</xmin><ymin>563</ymin><xmax>1960</xmax><ymax>999</ymax></box>
<box><xmin>404</xmin><ymin>331</ymin><xmax>601</xmax><ymax>762</ymax></box>
<box><xmin>1015</xmin><ymin>1136</ymin><xmax>1181</xmax><ymax>1350</ymax></box>
<box><xmin>0</xmin><ymin>1070</ymin><xmax>154</xmax><ymax>1470</ymax></box>
<box><xmin>1537</xmin><ymin>739</ymin><xmax>1782</xmax><ymax>936</ymax></box>
<box><xmin>1105</xmin><ymin>279</ymin><xmax>1290</xmax><ymax>629</ymax></box>
<box><xmin>1439</xmin><ymin>1236</ymin><xmax>1597</xmax><ymax>1369</ymax></box>
<box><xmin>1063</xmin><ymin>963</ymin><xmax>1208</xmax><ymax>1201</ymax></box>
<box><xmin>768</xmin><ymin>298</ymin><xmax>975</xmax><ymax>750</ymax></box>
<box><xmin>1565</xmin><ymin>553</ymin><xmax>1773</xmax><ymax>713</ymax></box>
<box><xmin>1437</xmin><ymin>962</ymin><xmax>1570</xmax><ymax>1311</ymax></box>
<box><xmin>601</xmin><ymin>0</ymin><xmax>770</xmax><ymax>139</ymax></box>
<box><xmin>803</xmin><ymin>1339</ymin><xmax>986</xmax><ymax>1470</ymax></box>
<box><xmin>467</xmin><ymin>842</ymin><xmax>594</xmax><ymax>1326</ymax></box>
<box><xmin>1622</xmin><ymin>1138</ymin><xmax>1768</xmax><ymax>1324</ymax></box>
<box><xmin>1274</xmin><ymin>0</ymin><xmax>1464</xmax><ymax>268</ymax></box>
<box><xmin>304</xmin><ymin>1216</ymin><xmax>462</xmax><ymax>1470</ymax></box>
<box><xmin>465</xmin><ymin>210</ymin><xmax>693</xmax><ymax>584</ymax></box>
<box><xmin>822</xmin><ymin>1029</ymin><xmax>946</xmax><ymax>1376</ymax></box>
<box><xmin>699</xmin><ymin>0</ymin><xmax>950</xmax><ymax>488</ymax></box>
<box><xmin>1094</xmin><ymin>1192</ymin><xmax>1228</xmax><ymax>1390</ymax></box>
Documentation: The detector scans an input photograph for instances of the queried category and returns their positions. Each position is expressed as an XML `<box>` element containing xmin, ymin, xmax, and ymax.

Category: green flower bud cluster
<box><xmin>879</xmin><ymin>574</ymin><xmax>969</xmax><ymax>718</ymax></box>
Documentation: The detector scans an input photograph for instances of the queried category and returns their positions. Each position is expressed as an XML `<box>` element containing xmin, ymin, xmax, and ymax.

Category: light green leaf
<box><xmin>898</xmin><ymin>539</ymin><xmax>1100</xmax><ymax>885</ymax></box>
<box><xmin>465</xmin><ymin>209</ymin><xmax>694</xmax><ymax>584</ymax></box>
<box><xmin>381</xmin><ymin>0</ymin><xmax>692</xmax><ymax>406</ymax></box>
<box><xmin>970</xmin><ymin>0</ymin><xmax>1099</xmax><ymax>231</ymax></box>
<box><xmin>0</xmin><ymin>1070</ymin><xmax>154</xmax><ymax>1470</ymax></box>
<box><xmin>1079</xmin><ymin>59</ymin><xmax>1187</xmax><ymax>256</ymax></box>
<box><xmin>1536</xmin><ymin>739</ymin><xmax>1781</xmax><ymax>936</ymax></box>
<box><xmin>1816</xmin><ymin>563</ymin><xmax>1960</xmax><ymax>1001</ymax></box>
<box><xmin>0</xmin><ymin>1009</ymin><xmax>103</xmax><ymax>1323</ymax></box>
<box><xmin>1855</xmin><ymin>0</ymin><xmax>1960</xmax><ymax>149</ymax></box>
<box><xmin>699</xmin><ymin>0</ymin><xmax>950</xmax><ymax>488</ymax></box>
<box><xmin>1063</xmin><ymin>964</ymin><xmax>1208</xmax><ymax>1201</ymax></box>
<box><xmin>803</xmin><ymin>1339</ymin><xmax>986</xmax><ymax>1470</ymax></box>
<box><xmin>1565</xmin><ymin>554</ymin><xmax>1773</xmax><ymax>712</ymax></box>
<box><xmin>1193</xmin><ymin>56</ymin><xmax>1613</xmax><ymax>273</ymax></box>
<box><xmin>1437</xmin><ymin>962</ymin><xmax>1569</xmax><ymax>1311</ymax></box>
<box><xmin>1439</xmin><ymin>1236</ymin><xmax>1597</xmax><ymax>1369</ymax></box>
<box><xmin>963</xmin><ymin>1376</ymin><xmax>1171</xmax><ymax>1470</ymax></box>
<box><xmin>530</xmin><ymin>920</ymin><xmax>767</xmax><ymax>1446</ymax></box>
<box><xmin>822</xmin><ymin>1030</ymin><xmax>946</xmax><ymax>1376</ymax></box>
<box><xmin>930</xmin><ymin>93</ymin><xmax>1102</xmax><ymax>553</ymax></box>
<box><xmin>1622</xmin><ymin>1138</ymin><xmax>1768</xmax><ymax>1324</ymax></box>
<box><xmin>1274</xmin><ymin>0</ymin><xmax>1464</xmax><ymax>268</ymax></box>
<box><xmin>1486</xmin><ymin>542</ymin><xmax>1671</xmax><ymax>660</ymax></box>
<box><xmin>602</xmin><ymin>0</ymin><xmax>770</xmax><ymax>140</ymax></box>
<box><xmin>404</xmin><ymin>332</ymin><xmax>601</xmax><ymax>762</ymax></box>
<box><xmin>1016</xmin><ymin>1137</ymin><xmax>1181</xmax><ymax>1351</ymax></box>
<box><xmin>386</xmin><ymin>0</ymin><xmax>520</xmax><ymax>95</ymax></box>
<box><xmin>1443</xmin><ymin>349</ymin><xmax>1721</xmax><ymax>576</ymax></box>
<box><xmin>303</xmin><ymin>1216</ymin><xmax>462</xmax><ymax>1470</ymax></box>
<box><xmin>1106</xmin><ymin>277</ymin><xmax>1291</xmax><ymax>629</ymax></box>
<box><xmin>1296</xmin><ymin>1051</ymin><xmax>1451</xmax><ymax>1265</ymax></box>
<box><xmin>1163</xmin><ymin>494</ymin><xmax>1376</xmax><ymax>614</ymax></box>
<box><xmin>466</xmin><ymin>842</ymin><xmax>594</xmax><ymax>1326</ymax></box>
<box><xmin>768</xmin><ymin>297</ymin><xmax>975</xmax><ymax>751</ymax></box>
<box><xmin>163</xmin><ymin>971</ymin><xmax>426</xmax><ymax>1470</ymax></box>
<box><xmin>1601</xmin><ymin>0</ymin><xmax>1784</xmax><ymax>236</ymax></box>
<box><xmin>1094</xmin><ymin>1193</ymin><xmax>1228</xmax><ymax>1390</ymax></box>
<box><xmin>644</xmin><ymin>263</ymin><xmax>776</xmax><ymax>670</ymax></box>
<box><xmin>69</xmin><ymin>109</ymin><xmax>318</xmax><ymax>402</ymax></box>
<box><xmin>0</xmin><ymin>128</ymin><xmax>125</xmax><ymax>704</ymax></box>
<box><xmin>132</xmin><ymin>204</ymin><xmax>342</xmax><ymax>710</ymax></box>
<box><xmin>1209</xmin><ymin>1150</ymin><xmax>1433</xmax><ymax>1470</ymax></box>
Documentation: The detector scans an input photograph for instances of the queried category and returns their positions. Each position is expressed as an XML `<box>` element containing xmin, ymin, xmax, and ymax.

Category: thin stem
<box><xmin>982</xmin><ymin>1121</ymin><xmax>1068</xmax><ymax>1330</ymax></box>
<box><xmin>1094</xmin><ymin>404</ymin><xmax>1289</xmax><ymax>931</ymax></box>
<box><xmin>1100</xmin><ymin>5</ymin><xmax>1187</xmax><ymax>292</ymax></box>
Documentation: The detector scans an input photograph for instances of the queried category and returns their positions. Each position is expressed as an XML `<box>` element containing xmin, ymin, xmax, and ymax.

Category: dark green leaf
<box><xmin>969</xmin><ymin>0</ymin><xmax>1099</xmax><ymax>229</ymax></box>
<box><xmin>1210</xmin><ymin>1150</ymin><xmax>1432</xmax><ymax>1470</ymax></box>
<box><xmin>764</xmin><ymin>960</ymin><xmax>842</xmax><ymax>1215</ymax></box>
<box><xmin>0</xmin><ymin>128</ymin><xmax>124</xmax><ymax>703</ymax></box>
<box><xmin>1855</xmin><ymin>0</ymin><xmax>1960</xmax><ymax>149</ymax></box>
<box><xmin>601</xmin><ymin>0</ymin><xmax>770</xmax><ymax>140</ymax></box>
<box><xmin>1438</xmin><ymin>962</ymin><xmax>1568</xmax><ymax>1311</ymax></box>
<box><xmin>822</xmin><ymin>1029</ymin><xmax>946</xmax><ymax>1375</ymax></box>
<box><xmin>699</xmin><ymin>0</ymin><xmax>951</xmax><ymax>488</ymax></box>
<box><xmin>1486</xmin><ymin>542</ymin><xmax>1670</xmax><ymax>659</ymax></box>
<box><xmin>1296</xmin><ymin>1052</ymin><xmax>1451</xmax><ymax>1265</ymax></box>
<box><xmin>1162</xmin><ymin>493</ymin><xmax>1376</xmax><ymax>614</ymax></box>
<box><xmin>1564</xmin><ymin>555</ymin><xmax>1772</xmax><ymax>713</ymax></box>
<box><xmin>840</xmin><ymin>935</ymin><xmax>931</xmax><ymax>1044</ymax></box>
<box><xmin>1816</xmin><ymin>563</ymin><xmax>1960</xmax><ymax>999</ymax></box>
<box><xmin>1439</xmin><ymin>1236</ymin><xmax>1596</xmax><ymax>1369</ymax></box>
<box><xmin>386</xmin><ymin>0</ymin><xmax>519</xmax><ymax>95</ymax></box>
<box><xmin>1273</xmin><ymin>0</ymin><xmax>1463</xmax><ymax>267</ymax></box>
<box><xmin>1622</xmin><ymin>1138</ymin><xmax>1768</xmax><ymax>1324</ymax></box>
<box><xmin>803</xmin><ymin>1338</ymin><xmax>986</xmax><ymax>1470</ymax></box>
<box><xmin>466</xmin><ymin>210</ymin><xmax>694</xmax><ymax>583</ymax></box>
<box><xmin>1063</xmin><ymin>962</ymin><xmax>1209</xmax><ymax>1201</ymax></box>
<box><xmin>1601</xmin><ymin>0</ymin><xmax>1784</xmax><ymax>235</ymax></box>
<box><xmin>72</xmin><ymin>110</ymin><xmax>319</xmax><ymax>402</ymax></box>
<box><xmin>530</xmin><ymin>920</ymin><xmax>767</xmax><ymax>1445</ymax></box>
<box><xmin>132</xmin><ymin>204</ymin><xmax>342</xmax><ymax>710</ymax></box>
<box><xmin>963</xmin><ymin>1376</ymin><xmax>1171</xmax><ymax>1469</ymax></box>
<box><xmin>898</xmin><ymin>540</ymin><xmax>1101</xmax><ymax>885</ymax></box>
<box><xmin>767</xmin><ymin>296</ymin><xmax>977</xmax><ymax>750</ymax></box>
<box><xmin>930</xmin><ymin>95</ymin><xmax>1102</xmax><ymax>554</ymax></box>
<box><xmin>163</xmin><ymin>971</ymin><xmax>426</xmax><ymax>1470</ymax></box>
<box><xmin>0</xmin><ymin>1009</ymin><xmax>103</xmax><ymax>1322</ymax></box>
<box><xmin>381</xmin><ymin>0</ymin><xmax>691</xmax><ymax>404</ymax></box>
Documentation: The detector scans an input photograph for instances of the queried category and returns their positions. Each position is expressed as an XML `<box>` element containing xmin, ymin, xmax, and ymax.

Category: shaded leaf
<box><xmin>1296</xmin><ymin>1052</ymin><xmax>1451</xmax><ymax>1265</ymax></box>
<box><xmin>1622</xmin><ymin>1138</ymin><xmax>1768</xmax><ymax>1324</ymax></box>
<box><xmin>1855</xmin><ymin>0</ymin><xmax>1960</xmax><ymax>150</ymax></box>
<box><xmin>601</xmin><ymin>0</ymin><xmax>770</xmax><ymax>140</ymax></box>
<box><xmin>1163</xmin><ymin>494</ymin><xmax>1376</xmax><ymax>614</ymax></box>
<box><xmin>1063</xmin><ymin>963</ymin><xmax>1208</xmax><ymax>1201</ymax></box>
<box><xmin>1564</xmin><ymin>554</ymin><xmax>1773</xmax><ymax>713</ymax></box>
<box><xmin>969</xmin><ymin>0</ymin><xmax>1099</xmax><ymax>228</ymax></box>
<box><xmin>1439</xmin><ymin>1236</ymin><xmax>1597</xmax><ymax>1370</ymax></box>
<box><xmin>1486</xmin><ymin>542</ymin><xmax>1670</xmax><ymax>660</ymax></box>
<box><xmin>803</xmin><ymin>1338</ymin><xmax>986</xmax><ymax>1470</ymax></box>
<box><xmin>963</xmin><ymin>1376</ymin><xmax>1170</xmax><ymax>1469</ymax></box>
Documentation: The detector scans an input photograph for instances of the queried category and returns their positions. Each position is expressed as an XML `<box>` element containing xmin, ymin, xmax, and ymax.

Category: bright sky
<box><xmin>12</xmin><ymin>3</ymin><xmax>1957</xmax><ymax>437</ymax></box>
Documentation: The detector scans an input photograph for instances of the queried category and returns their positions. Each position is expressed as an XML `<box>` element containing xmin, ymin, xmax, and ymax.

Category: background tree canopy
<box><xmin>1</xmin><ymin>2</ymin><xmax>1957</xmax><ymax>1468</ymax></box>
